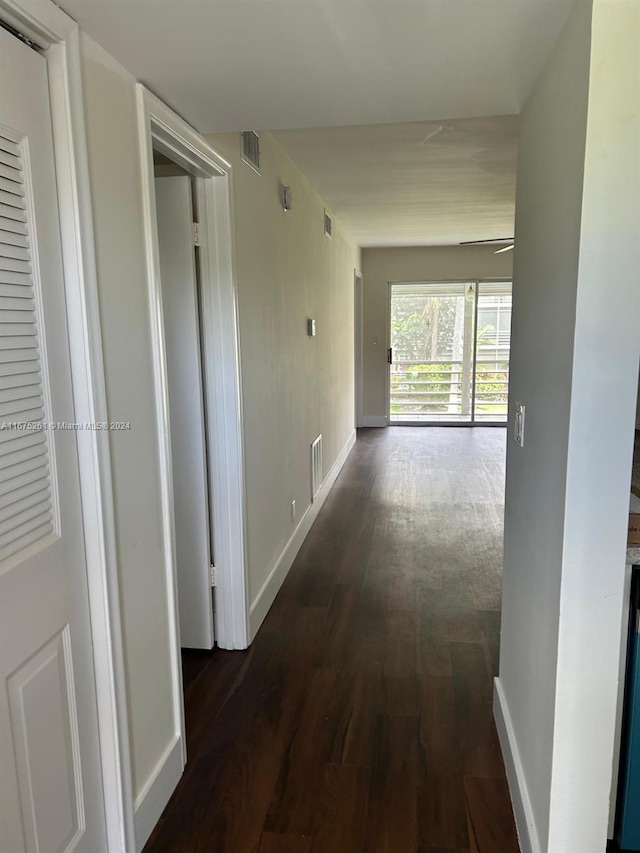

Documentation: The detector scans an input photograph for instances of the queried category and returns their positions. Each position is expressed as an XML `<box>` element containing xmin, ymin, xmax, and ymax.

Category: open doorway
<box><xmin>152</xmin><ymin>151</ymin><xmax>215</xmax><ymax>657</ymax></box>
<box><xmin>134</xmin><ymin>88</ymin><xmax>249</xmax><ymax>831</ymax></box>
<box><xmin>388</xmin><ymin>280</ymin><xmax>512</xmax><ymax>425</ymax></box>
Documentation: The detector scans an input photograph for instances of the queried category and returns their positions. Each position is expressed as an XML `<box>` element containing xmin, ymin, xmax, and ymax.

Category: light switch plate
<box><xmin>514</xmin><ymin>402</ymin><xmax>525</xmax><ymax>447</ymax></box>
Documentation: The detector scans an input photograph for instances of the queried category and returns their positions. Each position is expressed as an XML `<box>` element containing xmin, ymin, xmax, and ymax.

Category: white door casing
<box><xmin>137</xmin><ymin>85</ymin><xmax>248</xmax><ymax>657</ymax></box>
<box><xmin>354</xmin><ymin>270</ymin><xmax>363</xmax><ymax>428</ymax></box>
<box><xmin>132</xmin><ymin>84</ymin><xmax>248</xmax><ymax>847</ymax></box>
<box><xmin>155</xmin><ymin>175</ymin><xmax>213</xmax><ymax>650</ymax></box>
<box><xmin>0</xmin><ymin>27</ymin><xmax>107</xmax><ymax>853</ymax></box>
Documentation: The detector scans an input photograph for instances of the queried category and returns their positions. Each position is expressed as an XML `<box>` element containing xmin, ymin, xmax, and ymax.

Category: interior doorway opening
<box><xmin>388</xmin><ymin>280</ymin><xmax>512</xmax><ymax>425</ymax></box>
<box><xmin>153</xmin><ymin>151</ymin><xmax>215</xmax><ymax>652</ymax></box>
<box><xmin>135</xmin><ymin>87</ymin><xmax>249</xmax><ymax>846</ymax></box>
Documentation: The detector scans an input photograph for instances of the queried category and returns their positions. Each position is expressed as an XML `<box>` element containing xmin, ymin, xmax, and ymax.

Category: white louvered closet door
<box><xmin>0</xmin><ymin>27</ymin><xmax>108</xmax><ymax>853</ymax></box>
<box><xmin>0</xmin><ymin>131</ymin><xmax>53</xmax><ymax>560</ymax></box>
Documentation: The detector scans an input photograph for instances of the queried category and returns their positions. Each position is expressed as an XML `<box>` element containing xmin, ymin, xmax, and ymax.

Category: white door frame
<box><xmin>136</xmin><ymin>88</ymin><xmax>249</xmax><ymax>664</ymax></box>
<box><xmin>0</xmin><ymin>1</ymin><xmax>135</xmax><ymax>851</ymax></box>
<box><xmin>354</xmin><ymin>270</ymin><xmax>363</xmax><ymax>428</ymax></box>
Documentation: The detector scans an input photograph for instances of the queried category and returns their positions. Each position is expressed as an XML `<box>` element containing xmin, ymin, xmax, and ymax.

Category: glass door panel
<box><xmin>389</xmin><ymin>282</ymin><xmax>475</xmax><ymax>423</ymax></box>
<box><xmin>473</xmin><ymin>283</ymin><xmax>512</xmax><ymax>423</ymax></box>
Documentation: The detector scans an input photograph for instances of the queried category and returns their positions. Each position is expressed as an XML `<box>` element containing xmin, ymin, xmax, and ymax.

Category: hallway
<box><xmin>144</xmin><ymin>428</ymin><xmax>518</xmax><ymax>852</ymax></box>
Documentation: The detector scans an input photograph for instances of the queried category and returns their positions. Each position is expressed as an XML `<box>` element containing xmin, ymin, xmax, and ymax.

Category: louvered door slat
<box><xmin>0</xmin><ymin>129</ymin><xmax>54</xmax><ymax>568</ymax></box>
<box><xmin>0</xmin><ymin>149</ymin><xmax>20</xmax><ymax>170</ymax></box>
<box><xmin>0</xmin><ymin>397</ymin><xmax>43</xmax><ymax>418</ymax></box>
<box><xmin>0</xmin><ymin>424</ymin><xmax>44</xmax><ymax>448</ymax></box>
<box><xmin>0</xmin><ymin>177</ymin><xmax>24</xmax><ymax>197</ymax></box>
<box><xmin>0</xmin><ymin>452</ymin><xmax>48</xmax><ymax>488</ymax></box>
<box><xmin>0</xmin><ymin>189</ymin><xmax>25</xmax><ymax>210</ymax></box>
<box><xmin>0</xmin><ymin>324</ymin><xmax>37</xmax><ymax>338</ymax></box>
<box><xmin>0</xmin><ymin>257</ymin><xmax>31</xmax><ymax>274</ymax></box>
<box><xmin>0</xmin><ymin>298</ymin><xmax>34</xmax><ymax>314</ymax></box>
<box><xmin>0</xmin><ymin>216</ymin><xmax>27</xmax><ymax>236</ymax></box>
<box><xmin>0</xmin><ymin>336</ymin><xmax>39</xmax><ymax>351</ymax></box>
<box><xmin>0</xmin><ymin>462</ymin><xmax>49</xmax><ymax>498</ymax></box>
<box><xmin>0</xmin><ymin>202</ymin><xmax>26</xmax><ymax>222</ymax></box>
<box><xmin>0</xmin><ymin>441</ymin><xmax>47</xmax><ymax>471</ymax></box>
<box><xmin>0</xmin><ymin>245</ymin><xmax>30</xmax><ymax>262</ymax></box>
<box><xmin>0</xmin><ymin>358</ymin><xmax>40</xmax><ymax>377</ymax></box>
<box><xmin>0</xmin><ymin>430</ymin><xmax>45</xmax><ymax>456</ymax></box>
<box><xmin>0</xmin><ymin>351</ymin><xmax>40</xmax><ymax>367</ymax></box>
<box><xmin>0</xmin><ymin>276</ymin><xmax>34</xmax><ymax>293</ymax></box>
<box><xmin>0</xmin><ymin>371</ymin><xmax>41</xmax><ymax>392</ymax></box>
<box><xmin>0</xmin><ymin>521</ymin><xmax>53</xmax><ymax>562</ymax></box>
<box><xmin>0</xmin><ymin>136</ymin><xmax>19</xmax><ymax>157</ymax></box>
<box><xmin>0</xmin><ymin>229</ymin><xmax>28</xmax><ymax>249</ymax></box>
<box><xmin>0</xmin><ymin>352</ymin><xmax>40</xmax><ymax>368</ymax></box>
<box><xmin>0</xmin><ymin>475</ymin><xmax>49</xmax><ymax>511</ymax></box>
<box><xmin>0</xmin><ymin>309</ymin><xmax>35</xmax><ymax>323</ymax></box>
<box><xmin>0</xmin><ymin>514</ymin><xmax>52</xmax><ymax>555</ymax></box>
<box><xmin>0</xmin><ymin>382</ymin><xmax>43</xmax><ymax>404</ymax></box>
<box><xmin>0</xmin><ymin>164</ymin><xmax>22</xmax><ymax>184</ymax></box>
<box><xmin>0</xmin><ymin>494</ymin><xmax>51</xmax><ymax>528</ymax></box>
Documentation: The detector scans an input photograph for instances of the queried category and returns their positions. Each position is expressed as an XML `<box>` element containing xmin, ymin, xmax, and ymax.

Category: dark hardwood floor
<box><xmin>144</xmin><ymin>427</ymin><xmax>518</xmax><ymax>853</ymax></box>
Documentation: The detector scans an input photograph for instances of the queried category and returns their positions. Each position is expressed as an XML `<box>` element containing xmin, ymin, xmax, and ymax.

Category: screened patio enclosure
<box><xmin>388</xmin><ymin>281</ymin><xmax>512</xmax><ymax>424</ymax></box>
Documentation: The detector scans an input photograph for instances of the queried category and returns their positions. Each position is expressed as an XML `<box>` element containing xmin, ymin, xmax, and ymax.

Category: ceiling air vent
<box><xmin>324</xmin><ymin>211</ymin><xmax>332</xmax><ymax>238</ymax></box>
<box><xmin>241</xmin><ymin>130</ymin><xmax>260</xmax><ymax>173</ymax></box>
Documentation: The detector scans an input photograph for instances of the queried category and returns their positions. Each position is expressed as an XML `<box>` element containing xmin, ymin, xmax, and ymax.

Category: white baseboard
<box><xmin>249</xmin><ymin>429</ymin><xmax>357</xmax><ymax>640</ymax></box>
<box><xmin>362</xmin><ymin>415</ymin><xmax>387</xmax><ymax>427</ymax></box>
<box><xmin>493</xmin><ymin>678</ymin><xmax>539</xmax><ymax>853</ymax></box>
<box><xmin>134</xmin><ymin>735</ymin><xmax>183</xmax><ymax>851</ymax></box>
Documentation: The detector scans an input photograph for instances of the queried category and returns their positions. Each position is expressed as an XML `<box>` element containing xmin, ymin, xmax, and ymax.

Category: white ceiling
<box><xmin>273</xmin><ymin>116</ymin><xmax>518</xmax><ymax>246</ymax></box>
<box><xmin>58</xmin><ymin>0</ymin><xmax>572</xmax><ymax>133</ymax></box>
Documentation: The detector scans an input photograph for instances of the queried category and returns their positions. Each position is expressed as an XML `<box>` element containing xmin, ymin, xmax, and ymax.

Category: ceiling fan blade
<box><xmin>459</xmin><ymin>237</ymin><xmax>513</xmax><ymax>246</ymax></box>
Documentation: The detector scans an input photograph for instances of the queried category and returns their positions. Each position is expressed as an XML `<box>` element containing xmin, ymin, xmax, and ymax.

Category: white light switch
<box><xmin>514</xmin><ymin>402</ymin><xmax>525</xmax><ymax>447</ymax></box>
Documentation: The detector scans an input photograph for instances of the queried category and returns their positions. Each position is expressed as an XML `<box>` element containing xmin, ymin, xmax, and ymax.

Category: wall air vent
<box><xmin>241</xmin><ymin>130</ymin><xmax>260</xmax><ymax>173</ymax></box>
<box><xmin>311</xmin><ymin>435</ymin><xmax>323</xmax><ymax>502</ymax></box>
<box><xmin>323</xmin><ymin>211</ymin><xmax>332</xmax><ymax>238</ymax></box>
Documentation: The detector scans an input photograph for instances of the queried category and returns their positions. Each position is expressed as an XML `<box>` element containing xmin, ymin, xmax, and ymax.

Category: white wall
<box><xmin>361</xmin><ymin>245</ymin><xmax>513</xmax><ymax>422</ymax></box>
<box><xmin>80</xmin><ymin>37</ymin><xmax>176</xmax><ymax>809</ymax></box>
<box><xmin>496</xmin><ymin>1</ymin><xmax>640</xmax><ymax>850</ymax></box>
<box><xmin>79</xmin><ymin>35</ymin><xmax>360</xmax><ymax>825</ymax></box>
<box><xmin>206</xmin><ymin>132</ymin><xmax>360</xmax><ymax>624</ymax></box>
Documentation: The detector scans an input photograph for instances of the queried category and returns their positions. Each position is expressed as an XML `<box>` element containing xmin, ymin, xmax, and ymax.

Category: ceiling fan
<box><xmin>459</xmin><ymin>237</ymin><xmax>514</xmax><ymax>255</ymax></box>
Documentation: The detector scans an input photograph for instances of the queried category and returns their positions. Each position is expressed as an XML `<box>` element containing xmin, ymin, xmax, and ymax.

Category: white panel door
<box><xmin>155</xmin><ymin>176</ymin><xmax>214</xmax><ymax>649</ymax></box>
<box><xmin>0</xmin><ymin>28</ymin><xmax>107</xmax><ymax>853</ymax></box>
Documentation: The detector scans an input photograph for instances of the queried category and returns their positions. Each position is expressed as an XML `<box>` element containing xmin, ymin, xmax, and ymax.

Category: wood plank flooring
<box><xmin>143</xmin><ymin>427</ymin><xmax>518</xmax><ymax>853</ymax></box>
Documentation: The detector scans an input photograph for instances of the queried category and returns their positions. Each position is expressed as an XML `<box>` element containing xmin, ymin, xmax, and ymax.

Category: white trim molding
<box><xmin>0</xmin><ymin>3</ymin><xmax>135</xmax><ymax>851</ymax></box>
<box><xmin>133</xmin><ymin>736</ymin><xmax>183</xmax><ymax>852</ymax></box>
<box><xmin>249</xmin><ymin>430</ymin><xmax>357</xmax><ymax>639</ymax></box>
<box><xmin>494</xmin><ymin>678</ymin><xmax>540</xmax><ymax>853</ymax></box>
<box><xmin>135</xmin><ymin>83</ymin><xmax>249</xmax><ymax>845</ymax></box>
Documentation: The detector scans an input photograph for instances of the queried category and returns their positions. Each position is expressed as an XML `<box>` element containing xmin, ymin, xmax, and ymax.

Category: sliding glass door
<box><xmin>388</xmin><ymin>280</ymin><xmax>512</xmax><ymax>424</ymax></box>
<box><xmin>473</xmin><ymin>283</ymin><xmax>512</xmax><ymax>422</ymax></box>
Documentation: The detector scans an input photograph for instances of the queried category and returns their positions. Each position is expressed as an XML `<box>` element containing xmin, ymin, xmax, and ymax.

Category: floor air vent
<box><xmin>311</xmin><ymin>435</ymin><xmax>322</xmax><ymax>502</ymax></box>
